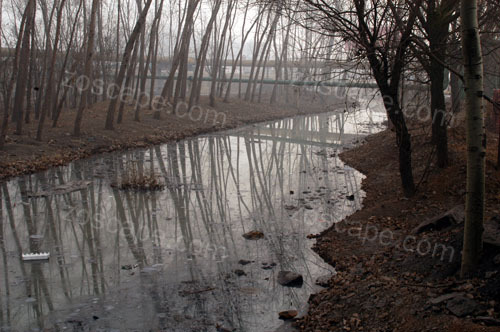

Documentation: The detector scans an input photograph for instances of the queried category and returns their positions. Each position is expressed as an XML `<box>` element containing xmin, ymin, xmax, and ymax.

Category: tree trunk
<box><xmin>427</xmin><ymin>5</ymin><xmax>450</xmax><ymax>168</ymax></box>
<box><xmin>384</xmin><ymin>92</ymin><xmax>416</xmax><ymax>197</ymax></box>
<box><xmin>223</xmin><ymin>3</ymin><xmax>260</xmax><ymax>102</ymax></box>
<box><xmin>105</xmin><ymin>0</ymin><xmax>153</xmax><ymax>130</ymax></box>
<box><xmin>460</xmin><ymin>0</ymin><xmax>485</xmax><ymax>278</ymax></box>
<box><xmin>209</xmin><ymin>0</ymin><xmax>233</xmax><ymax>107</ymax></box>
<box><xmin>159</xmin><ymin>0</ymin><xmax>199</xmax><ymax>102</ymax></box>
<box><xmin>450</xmin><ymin>69</ymin><xmax>463</xmax><ymax>114</ymax></box>
<box><xmin>117</xmin><ymin>39</ymin><xmax>140</xmax><ymax>124</ymax></box>
<box><xmin>12</xmin><ymin>0</ymin><xmax>36</xmax><ymax>136</ymax></box>
<box><xmin>73</xmin><ymin>0</ymin><xmax>98</xmax><ymax>136</ymax></box>
<box><xmin>51</xmin><ymin>0</ymin><xmax>83</xmax><ymax>127</ymax></box>
<box><xmin>149</xmin><ymin>0</ymin><xmax>165</xmax><ymax>112</ymax></box>
<box><xmin>37</xmin><ymin>0</ymin><xmax>66</xmax><ymax>141</ymax></box>
<box><xmin>188</xmin><ymin>0</ymin><xmax>222</xmax><ymax>109</ymax></box>
<box><xmin>429</xmin><ymin>58</ymin><xmax>449</xmax><ymax>167</ymax></box>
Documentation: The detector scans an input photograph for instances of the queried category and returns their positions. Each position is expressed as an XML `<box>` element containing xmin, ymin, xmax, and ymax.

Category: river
<box><xmin>0</xmin><ymin>101</ymin><xmax>386</xmax><ymax>331</ymax></box>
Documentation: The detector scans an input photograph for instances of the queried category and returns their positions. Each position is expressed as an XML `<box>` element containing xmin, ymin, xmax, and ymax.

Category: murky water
<box><xmin>0</xmin><ymin>106</ymin><xmax>385</xmax><ymax>332</ymax></box>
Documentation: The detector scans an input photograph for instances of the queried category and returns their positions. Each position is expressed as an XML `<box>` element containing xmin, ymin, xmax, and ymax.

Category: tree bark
<box><xmin>460</xmin><ymin>0</ymin><xmax>485</xmax><ymax>278</ymax></box>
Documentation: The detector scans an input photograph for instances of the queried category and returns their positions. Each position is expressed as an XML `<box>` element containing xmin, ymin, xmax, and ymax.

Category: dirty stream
<box><xmin>0</xmin><ymin>108</ymin><xmax>386</xmax><ymax>331</ymax></box>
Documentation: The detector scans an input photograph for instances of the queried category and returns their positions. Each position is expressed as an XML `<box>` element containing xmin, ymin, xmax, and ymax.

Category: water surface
<box><xmin>0</xmin><ymin>107</ymin><xmax>385</xmax><ymax>332</ymax></box>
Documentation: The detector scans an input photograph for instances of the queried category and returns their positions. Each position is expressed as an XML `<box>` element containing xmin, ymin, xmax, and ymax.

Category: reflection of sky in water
<box><xmin>0</xmin><ymin>107</ymin><xmax>386</xmax><ymax>332</ymax></box>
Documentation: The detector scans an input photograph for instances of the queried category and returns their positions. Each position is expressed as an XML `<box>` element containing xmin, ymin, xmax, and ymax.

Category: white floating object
<box><xmin>22</xmin><ymin>253</ymin><xmax>50</xmax><ymax>261</ymax></box>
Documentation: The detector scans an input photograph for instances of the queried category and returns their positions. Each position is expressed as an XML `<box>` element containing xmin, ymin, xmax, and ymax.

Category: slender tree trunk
<box><xmin>429</xmin><ymin>58</ymin><xmax>449</xmax><ymax>167</ymax></box>
<box><xmin>0</xmin><ymin>0</ymin><xmax>4</xmax><ymax>148</ymax></box>
<box><xmin>427</xmin><ymin>8</ymin><xmax>450</xmax><ymax>168</ymax></box>
<box><xmin>117</xmin><ymin>39</ymin><xmax>140</xmax><ymax>124</ymax></box>
<box><xmin>73</xmin><ymin>0</ymin><xmax>98</xmax><ymax>136</ymax></box>
<box><xmin>52</xmin><ymin>0</ymin><xmax>83</xmax><ymax>127</ymax></box>
<box><xmin>160</xmin><ymin>0</ymin><xmax>199</xmax><ymax>102</ymax></box>
<box><xmin>0</xmin><ymin>9</ymin><xmax>30</xmax><ymax>148</ymax></box>
<box><xmin>37</xmin><ymin>0</ymin><xmax>67</xmax><ymax>141</ymax></box>
<box><xmin>149</xmin><ymin>0</ymin><xmax>165</xmax><ymax>112</ymax></box>
<box><xmin>133</xmin><ymin>0</ymin><xmax>147</xmax><ymax>122</ymax></box>
<box><xmin>495</xmin><ymin>90</ymin><xmax>500</xmax><ymax>168</ymax></box>
<box><xmin>25</xmin><ymin>28</ymin><xmax>36</xmax><ymax>124</ymax></box>
<box><xmin>460</xmin><ymin>0</ymin><xmax>485</xmax><ymax>278</ymax></box>
<box><xmin>13</xmin><ymin>0</ymin><xmax>36</xmax><ymax>136</ymax></box>
<box><xmin>244</xmin><ymin>11</ymin><xmax>269</xmax><ymax>101</ymax></box>
<box><xmin>105</xmin><ymin>0</ymin><xmax>153</xmax><ymax>130</ymax></box>
<box><xmin>209</xmin><ymin>0</ymin><xmax>233</xmax><ymax>107</ymax></box>
<box><xmin>188</xmin><ymin>0</ymin><xmax>222</xmax><ymax>109</ymax></box>
<box><xmin>271</xmin><ymin>17</ymin><xmax>292</xmax><ymax>104</ymax></box>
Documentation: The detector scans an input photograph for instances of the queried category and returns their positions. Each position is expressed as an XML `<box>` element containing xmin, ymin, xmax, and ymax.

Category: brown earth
<box><xmin>295</xmin><ymin>110</ymin><xmax>500</xmax><ymax>331</ymax></box>
<box><xmin>0</xmin><ymin>95</ymin><xmax>339</xmax><ymax>181</ymax></box>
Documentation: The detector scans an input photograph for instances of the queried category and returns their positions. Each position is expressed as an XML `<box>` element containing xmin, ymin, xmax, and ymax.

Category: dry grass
<box><xmin>111</xmin><ymin>165</ymin><xmax>165</xmax><ymax>192</ymax></box>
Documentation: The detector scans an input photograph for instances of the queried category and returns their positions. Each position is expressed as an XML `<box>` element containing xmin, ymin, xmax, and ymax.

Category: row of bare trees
<box><xmin>0</xmin><ymin>0</ymin><xmax>499</xmax><ymax>275</ymax></box>
<box><xmin>0</xmin><ymin>0</ymin><xmax>332</xmax><ymax>148</ymax></box>
<box><xmin>297</xmin><ymin>0</ymin><xmax>499</xmax><ymax>276</ymax></box>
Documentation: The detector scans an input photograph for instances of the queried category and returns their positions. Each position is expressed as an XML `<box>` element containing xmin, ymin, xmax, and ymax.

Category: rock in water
<box><xmin>279</xmin><ymin>310</ymin><xmax>298</xmax><ymax>320</ymax></box>
<box><xmin>238</xmin><ymin>259</ymin><xmax>253</xmax><ymax>265</ymax></box>
<box><xmin>277</xmin><ymin>271</ymin><xmax>303</xmax><ymax>287</ymax></box>
<box><xmin>242</xmin><ymin>231</ymin><xmax>264</xmax><ymax>240</ymax></box>
<box><xmin>234</xmin><ymin>269</ymin><xmax>246</xmax><ymax>277</ymax></box>
<box><xmin>412</xmin><ymin>206</ymin><xmax>464</xmax><ymax>234</ymax></box>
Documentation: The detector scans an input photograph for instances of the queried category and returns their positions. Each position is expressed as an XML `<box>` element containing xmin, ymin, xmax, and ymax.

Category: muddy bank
<box><xmin>0</xmin><ymin>96</ymin><xmax>342</xmax><ymax>181</ymax></box>
<box><xmin>295</xmin><ymin>119</ymin><xmax>500</xmax><ymax>331</ymax></box>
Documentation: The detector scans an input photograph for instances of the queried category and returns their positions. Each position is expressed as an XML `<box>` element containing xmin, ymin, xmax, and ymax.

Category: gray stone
<box><xmin>315</xmin><ymin>275</ymin><xmax>332</xmax><ymax>287</ymax></box>
<box><xmin>429</xmin><ymin>292</ymin><xmax>465</xmax><ymax>305</ymax></box>
<box><xmin>277</xmin><ymin>271</ymin><xmax>303</xmax><ymax>287</ymax></box>
<box><xmin>484</xmin><ymin>216</ymin><xmax>500</xmax><ymax>247</ymax></box>
<box><xmin>413</xmin><ymin>206</ymin><xmax>464</xmax><ymax>234</ymax></box>
<box><xmin>446</xmin><ymin>296</ymin><xmax>481</xmax><ymax>317</ymax></box>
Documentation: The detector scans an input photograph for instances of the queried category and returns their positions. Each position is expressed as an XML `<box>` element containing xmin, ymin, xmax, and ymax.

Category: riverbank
<box><xmin>0</xmin><ymin>96</ymin><xmax>341</xmax><ymax>181</ymax></box>
<box><xmin>295</xmin><ymin>114</ymin><xmax>500</xmax><ymax>331</ymax></box>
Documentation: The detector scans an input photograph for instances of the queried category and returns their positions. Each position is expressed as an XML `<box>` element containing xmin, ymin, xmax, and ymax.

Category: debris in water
<box><xmin>242</xmin><ymin>230</ymin><xmax>264</xmax><ymax>240</ymax></box>
<box><xmin>277</xmin><ymin>271</ymin><xmax>303</xmax><ymax>287</ymax></box>
<box><xmin>22</xmin><ymin>252</ymin><xmax>50</xmax><ymax>261</ymax></box>
<box><xmin>279</xmin><ymin>310</ymin><xmax>298</xmax><ymax>320</ymax></box>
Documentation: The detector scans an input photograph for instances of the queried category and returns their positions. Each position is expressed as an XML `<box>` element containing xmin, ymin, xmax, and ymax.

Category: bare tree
<box><xmin>73</xmin><ymin>0</ymin><xmax>98</xmax><ymax>136</ymax></box>
<box><xmin>460</xmin><ymin>0</ymin><xmax>485</xmax><ymax>278</ymax></box>
<box><xmin>12</xmin><ymin>0</ymin><xmax>36</xmax><ymax>136</ymax></box>
<box><xmin>412</xmin><ymin>0</ymin><xmax>458</xmax><ymax>168</ymax></box>
<box><xmin>37</xmin><ymin>0</ymin><xmax>67</xmax><ymax>140</ymax></box>
<box><xmin>301</xmin><ymin>0</ymin><xmax>422</xmax><ymax>197</ymax></box>
<box><xmin>105</xmin><ymin>0</ymin><xmax>154</xmax><ymax>130</ymax></box>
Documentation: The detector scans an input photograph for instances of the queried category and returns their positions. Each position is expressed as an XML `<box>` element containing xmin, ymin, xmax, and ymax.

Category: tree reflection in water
<box><xmin>0</xmin><ymin>109</ymin><xmax>385</xmax><ymax>331</ymax></box>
